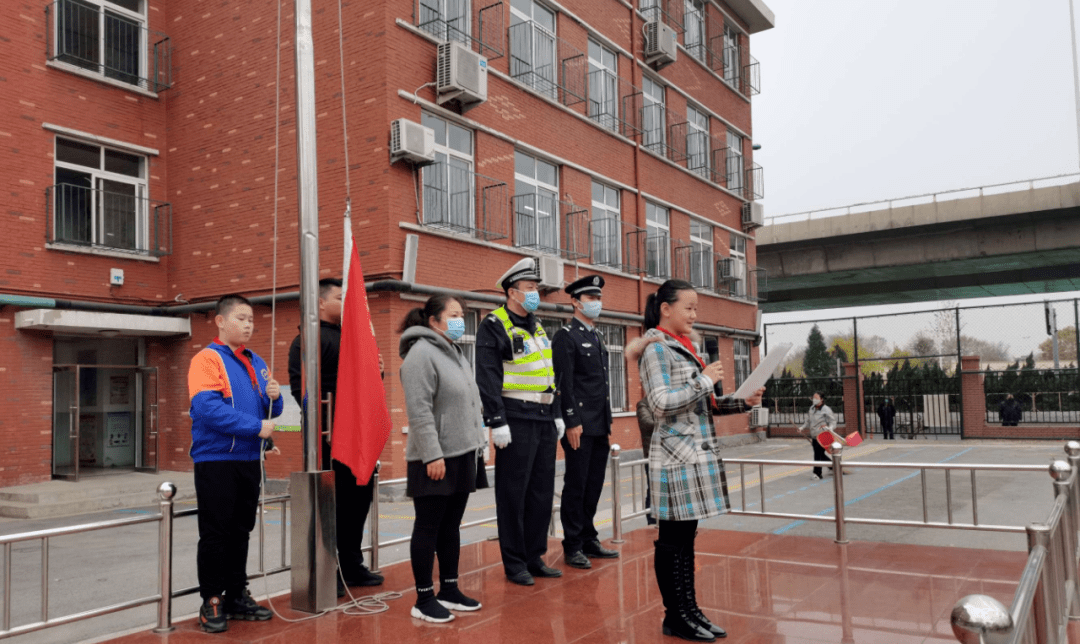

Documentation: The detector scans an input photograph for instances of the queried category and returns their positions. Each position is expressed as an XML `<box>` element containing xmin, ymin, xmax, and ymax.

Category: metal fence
<box><xmin>763</xmin><ymin>297</ymin><xmax>1080</xmax><ymax>437</ymax></box>
<box><xmin>46</xmin><ymin>184</ymin><xmax>172</xmax><ymax>257</ymax></box>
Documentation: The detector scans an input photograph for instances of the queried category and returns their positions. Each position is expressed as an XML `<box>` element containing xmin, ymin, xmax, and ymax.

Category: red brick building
<box><xmin>0</xmin><ymin>0</ymin><xmax>774</xmax><ymax>486</ymax></box>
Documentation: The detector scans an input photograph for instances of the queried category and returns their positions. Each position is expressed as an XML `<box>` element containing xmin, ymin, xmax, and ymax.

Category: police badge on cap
<box><xmin>496</xmin><ymin>257</ymin><xmax>541</xmax><ymax>290</ymax></box>
<box><xmin>565</xmin><ymin>275</ymin><xmax>604</xmax><ymax>298</ymax></box>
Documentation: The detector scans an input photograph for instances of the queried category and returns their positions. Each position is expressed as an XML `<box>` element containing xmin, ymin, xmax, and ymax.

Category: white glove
<box><xmin>555</xmin><ymin>418</ymin><xmax>566</xmax><ymax>441</ymax></box>
<box><xmin>491</xmin><ymin>425</ymin><xmax>512</xmax><ymax>449</ymax></box>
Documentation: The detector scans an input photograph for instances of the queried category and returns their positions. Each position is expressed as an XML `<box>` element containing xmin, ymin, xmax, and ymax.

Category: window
<box><xmin>727</xmin><ymin>233</ymin><xmax>747</xmax><ymax>297</ymax></box>
<box><xmin>642</xmin><ymin>76</ymin><xmax>666</xmax><ymax>154</ymax></box>
<box><xmin>734</xmin><ymin>338</ymin><xmax>751</xmax><ymax>387</ymax></box>
<box><xmin>418</xmin><ymin>0</ymin><xmax>470</xmax><ymax>44</ymax></box>
<box><xmin>537</xmin><ymin>316</ymin><xmax>567</xmax><ymax>339</ymax></box>
<box><xmin>510</xmin><ymin>0</ymin><xmax>557</xmax><ymax>98</ymax></box>
<box><xmin>687</xmin><ymin>105</ymin><xmax>709</xmax><ymax>178</ymax></box>
<box><xmin>689</xmin><ymin>219</ymin><xmax>712</xmax><ymax>289</ymax></box>
<box><xmin>722</xmin><ymin>24</ymin><xmax>741</xmax><ymax>89</ymax></box>
<box><xmin>683</xmin><ymin>0</ymin><xmax>705</xmax><ymax>62</ymax></box>
<box><xmin>645</xmin><ymin>202</ymin><xmax>670</xmax><ymax>278</ymax></box>
<box><xmin>514</xmin><ymin>151</ymin><xmax>559</xmax><ymax>252</ymax></box>
<box><xmin>421</xmin><ymin>112</ymin><xmax>475</xmax><ymax>233</ymax></box>
<box><xmin>597</xmin><ymin>324</ymin><xmax>628</xmax><ymax>412</ymax></box>
<box><xmin>591</xmin><ymin>182</ymin><xmax>620</xmax><ymax>268</ymax></box>
<box><xmin>53</xmin><ymin>0</ymin><xmax>146</xmax><ymax>88</ymax></box>
<box><xmin>52</xmin><ymin>136</ymin><xmax>148</xmax><ymax>252</ymax></box>
<box><xmin>588</xmin><ymin>39</ymin><xmax>619</xmax><ymax>131</ymax></box>
<box><xmin>726</xmin><ymin>129</ymin><xmax>744</xmax><ymax>192</ymax></box>
<box><xmin>458</xmin><ymin>311</ymin><xmax>480</xmax><ymax>367</ymax></box>
<box><xmin>640</xmin><ymin>0</ymin><xmax>659</xmax><ymax>19</ymax></box>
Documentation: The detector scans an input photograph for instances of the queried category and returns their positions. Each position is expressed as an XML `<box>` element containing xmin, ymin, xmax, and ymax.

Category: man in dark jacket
<box><xmin>288</xmin><ymin>278</ymin><xmax>383</xmax><ymax>592</ymax></box>
<box><xmin>999</xmin><ymin>394</ymin><xmax>1023</xmax><ymax>426</ymax></box>
<box><xmin>877</xmin><ymin>398</ymin><xmax>897</xmax><ymax>439</ymax></box>
<box><xmin>552</xmin><ymin>275</ymin><xmax>619</xmax><ymax>570</ymax></box>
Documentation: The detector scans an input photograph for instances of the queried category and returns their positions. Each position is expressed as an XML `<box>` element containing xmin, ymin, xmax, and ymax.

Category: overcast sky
<box><xmin>751</xmin><ymin>0</ymin><xmax>1080</xmax><ymax>328</ymax></box>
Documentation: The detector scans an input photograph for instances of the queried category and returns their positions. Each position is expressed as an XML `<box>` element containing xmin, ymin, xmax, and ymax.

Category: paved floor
<box><xmin>0</xmin><ymin>438</ymin><xmax>1073</xmax><ymax>644</ymax></box>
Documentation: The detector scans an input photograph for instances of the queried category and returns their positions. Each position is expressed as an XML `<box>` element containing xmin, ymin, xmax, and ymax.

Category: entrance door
<box><xmin>52</xmin><ymin>366</ymin><xmax>79</xmax><ymax>481</ymax></box>
<box><xmin>135</xmin><ymin>367</ymin><xmax>159</xmax><ymax>473</ymax></box>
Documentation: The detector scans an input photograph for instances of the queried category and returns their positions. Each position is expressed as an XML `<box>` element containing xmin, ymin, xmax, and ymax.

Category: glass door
<box><xmin>52</xmin><ymin>366</ymin><xmax>79</xmax><ymax>480</ymax></box>
<box><xmin>135</xmin><ymin>367</ymin><xmax>158</xmax><ymax>473</ymax></box>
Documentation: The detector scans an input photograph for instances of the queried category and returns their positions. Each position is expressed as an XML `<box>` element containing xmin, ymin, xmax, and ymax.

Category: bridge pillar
<box><xmin>842</xmin><ymin>363</ymin><xmax>864</xmax><ymax>437</ymax></box>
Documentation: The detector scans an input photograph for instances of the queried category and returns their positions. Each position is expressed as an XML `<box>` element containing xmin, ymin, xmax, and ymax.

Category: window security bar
<box><xmin>415</xmin><ymin>0</ymin><xmax>505</xmax><ymax>60</ymax></box>
<box><xmin>508</xmin><ymin>21</ymin><xmax>586</xmax><ymax>107</ymax></box>
<box><xmin>45</xmin><ymin>183</ymin><xmax>172</xmax><ymax>257</ymax></box>
<box><xmin>421</xmin><ymin>162</ymin><xmax>510</xmax><ymax>241</ymax></box>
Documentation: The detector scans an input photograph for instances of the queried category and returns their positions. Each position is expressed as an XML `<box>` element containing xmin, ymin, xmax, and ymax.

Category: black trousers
<box><xmin>195</xmin><ymin>460</ymin><xmax>261</xmax><ymax>600</ymax></box>
<box><xmin>811</xmin><ymin>439</ymin><xmax>830</xmax><ymax>477</ymax></box>
<box><xmin>410</xmin><ymin>492</ymin><xmax>471</xmax><ymax>590</ymax></box>
<box><xmin>560</xmin><ymin>433</ymin><xmax>610</xmax><ymax>554</ymax></box>
<box><xmin>881</xmin><ymin>420</ymin><xmax>894</xmax><ymax>440</ymax></box>
<box><xmin>658</xmin><ymin>519</ymin><xmax>697</xmax><ymax>547</ymax></box>
<box><xmin>494</xmin><ymin>418</ymin><xmax>557</xmax><ymax>575</ymax></box>
<box><xmin>332</xmin><ymin>456</ymin><xmax>374</xmax><ymax>572</ymax></box>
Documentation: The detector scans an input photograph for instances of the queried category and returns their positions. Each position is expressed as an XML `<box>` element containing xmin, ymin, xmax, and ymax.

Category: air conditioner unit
<box><xmin>644</xmin><ymin>20</ymin><xmax>677</xmax><ymax>69</ymax></box>
<box><xmin>389</xmin><ymin>119</ymin><xmax>436</xmax><ymax>165</ymax></box>
<box><xmin>742</xmin><ymin>201</ymin><xmax>764</xmax><ymax>229</ymax></box>
<box><xmin>749</xmin><ymin>406</ymin><xmax>769</xmax><ymax>427</ymax></box>
<box><xmin>437</xmin><ymin>41</ymin><xmax>488</xmax><ymax>113</ymax></box>
<box><xmin>717</xmin><ymin>257</ymin><xmax>735</xmax><ymax>280</ymax></box>
<box><xmin>537</xmin><ymin>255</ymin><xmax>563</xmax><ymax>290</ymax></box>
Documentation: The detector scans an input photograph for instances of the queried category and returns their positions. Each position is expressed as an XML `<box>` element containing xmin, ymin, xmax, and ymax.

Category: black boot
<box><xmin>654</xmin><ymin>541</ymin><xmax>715</xmax><ymax>642</ymax></box>
<box><xmin>681</xmin><ymin>545</ymin><xmax>726</xmax><ymax>638</ymax></box>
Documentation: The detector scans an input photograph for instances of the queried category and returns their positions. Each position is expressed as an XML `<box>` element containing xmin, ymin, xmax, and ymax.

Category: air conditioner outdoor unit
<box><xmin>718</xmin><ymin>257</ymin><xmax>735</xmax><ymax>280</ymax></box>
<box><xmin>644</xmin><ymin>20</ymin><xmax>677</xmax><ymax>69</ymax></box>
<box><xmin>537</xmin><ymin>255</ymin><xmax>563</xmax><ymax>290</ymax></box>
<box><xmin>742</xmin><ymin>201</ymin><xmax>764</xmax><ymax>229</ymax></box>
<box><xmin>389</xmin><ymin>119</ymin><xmax>436</xmax><ymax>165</ymax></box>
<box><xmin>749</xmin><ymin>406</ymin><xmax>769</xmax><ymax>427</ymax></box>
<box><xmin>437</xmin><ymin>41</ymin><xmax>488</xmax><ymax>113</ymax></box>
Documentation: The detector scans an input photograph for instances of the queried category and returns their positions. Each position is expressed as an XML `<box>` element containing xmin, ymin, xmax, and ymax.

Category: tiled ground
<box><xmin>103</xmin><ymin>527</ymin><xmax>1036</xmax><ymax>643</ymax></box>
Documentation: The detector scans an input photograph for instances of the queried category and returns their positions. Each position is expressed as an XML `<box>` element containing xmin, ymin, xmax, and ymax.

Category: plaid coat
<box><xmin>639</xmin><ymin>328</ymin><xmax>748</xmax><ymax>521</ymax></box>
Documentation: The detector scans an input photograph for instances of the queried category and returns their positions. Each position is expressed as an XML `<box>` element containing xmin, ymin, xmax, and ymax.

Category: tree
<box><xmin>961</xmin><ymin>336</ymin><xmax>1012</xmax><ymax>362</ymax></box>
<box><xmin>906</xmin><ymin>333</ymin><xmax>936</xmax><ymax>360</ymax></box>
<box><xmin>803</xmin><ymin>325</ymin><xmax>833</xmax><ymax>378</ymax></box>
<box><xmin>1038</xmin><ymin>326</ymin><xmax>1078</xmax><ymax>362</ymax></box>
<box><xmin>1024</xmin><ymin>352</ymin><xmax>1036</xmax><ymax>370</ymax></box>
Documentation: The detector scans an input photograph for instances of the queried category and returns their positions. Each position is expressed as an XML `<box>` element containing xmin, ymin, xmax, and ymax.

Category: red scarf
<box><xmin>216</xmin><ymin>338</ymin><xmax>260</xmax><ymax>392</ymax></box>
<box><xmin>657</xmin><ymin>327</ymin><xmax>715</xmax><ymax>407</ymax></box>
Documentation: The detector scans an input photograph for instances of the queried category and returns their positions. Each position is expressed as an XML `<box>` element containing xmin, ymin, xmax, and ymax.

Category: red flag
<box><xmin>332</xmin><ymin>242</ymin><xmax>391</xmax><ymax>485</ymax></box>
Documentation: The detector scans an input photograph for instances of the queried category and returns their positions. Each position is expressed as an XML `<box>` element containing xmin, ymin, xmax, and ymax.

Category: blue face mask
<box><xmin>444</xmin><ymin>317</ymin><xmax>465</xmax><ymax>342</ymax></box>
<box><xmin>581</xmin><ymin>300</ymin><xmax>602</xmax><ymax>320</ymax></box>
<box><xmin>519</xmin><ymin>290</ymin><xmax>540</xmax><ymax>312</ymax></box>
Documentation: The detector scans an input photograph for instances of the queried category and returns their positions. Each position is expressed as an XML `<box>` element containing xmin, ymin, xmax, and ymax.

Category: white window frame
<box><xmin>645</xmin><ymin>202</ymin><xmax>670</xmax><ymax>279</ymax></box>
<box><xmin>418</xmin><ymin>0</ymin><xmax>471</xmax><ymax>44</ymax></box>
<box><xmin>689</xmin><ymin>219</ymin><xmax>713</xmax><ymax>289</ymax></box>
<box><xmin>727</xmin><ymin>233</ymin><xmax>747</xmax><ymax>298</ymax></box>
<box><xmin>458</xmin><ymin>310</ymin><xmax>480</xmax><ymax>367</ymax></box>
<box><xmin>510</xmin><ymin>0</ymin><xmax>558</xmax><ymax>99</ymax></box>
<box><xmin>597</xmin><ymin>323</ymin><xmax>628</xmax><ymax>412</ymax></box>
<box><xmin>723</xmin><ymin>23</ymin><xmax>741</xmax><ymax>89</ymax></box>
<box><xmin>514</xmin><ymin>151</ymin><xmax>560</xmax><ymax>253</ymax></box>
<box><xmin>587</xmin><ymin>39</ymin><xmax>619</xmax><ymax>132</ymax></box>
<box><xmin>591</xmin><ymin>181</ymin><xmax>621</xmax><ymax>268</ymax></box>
<box><xmin>683</xmin><ymin>0</ymin><xmax>706</xmax><ymax>62</ymax></box>
<box><xmin>642</xmin><ymin>75</ymin><xmax>666</xmax><ymax>154</ymax></box>
<box><xmin>726</xmin><ymin>128</ymin><xmax>744</xmax><ymax>192</ymax></box>
<box><xmin>52</xmin><ymin>135</ymin><xmax>148</xmax><ymax>253</ymax></box>
<box><xmin>687</xmin><ymin>105</ymin><xmax>709</xmax><ymax>179</ymax></box>
<box><xmin>733</xmin><ymin>338</ymin><xmax>751</xmax><ymax>387</ymax></box>
<box><xmin>53</xmin><ymin>0</ymin><xmax>147</xmax><ymax>88</ymax></box>
<box><xmin>421</xmin><ymin>112</ymin><xmax>475</xmax><ymax>233</ymax></box>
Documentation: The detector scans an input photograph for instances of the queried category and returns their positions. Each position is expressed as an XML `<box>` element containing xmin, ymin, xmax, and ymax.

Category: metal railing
<box><xmin>45</xmin><ymin>0</ymin><xmax>172</xmax><ymax>92</ymax></box>
<box><xmin>421</xmin><ymin>162</ymin><xmax>510</xmax><ymax>241</ymax></box>
<box><xmin>511</xmin><ymin>194</ymin><xmax>589</xmax><ymax>260</ymax></box>
<box><xmin>508</xmin><ymin>21</ymin><xmax>586</xmax><ymax>107</ymax></box>
<box><xmin>46</xmin><ymin>184</ymin><xmax>173</xmax><ymax>257</ymax></box>
<box><xmin>951</xmin><ymin>442</ymin><xmax>1080</xmax><ymax>644</ymax></box>
<box><xmin>414</xmin><ymin>0</ymin><xmax>505</xmax><ymax>59</ymax></box>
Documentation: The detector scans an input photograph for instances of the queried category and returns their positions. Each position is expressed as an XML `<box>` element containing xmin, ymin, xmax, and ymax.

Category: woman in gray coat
<box><xmin>399</xmin><ymin>295</ymin><xmax>487</xmax><ymax>623</ymax></box>
<box><xmin>637</xmin><ymin>280</ymin><xmax>763</xmax><ymax>642</ymax></box>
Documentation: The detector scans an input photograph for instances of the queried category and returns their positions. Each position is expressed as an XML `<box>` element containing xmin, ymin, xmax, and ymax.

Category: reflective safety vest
<box><xmin>490</xmin><ymin>306</ymin><xmax>556</xmax><ymax>393</ymax></box>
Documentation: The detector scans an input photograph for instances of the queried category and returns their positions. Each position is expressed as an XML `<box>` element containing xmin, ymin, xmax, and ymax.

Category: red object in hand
<box><xmin>817</xmin><ymin>430</ymin><xmax>863</xmax><ymax>449</ymax></box>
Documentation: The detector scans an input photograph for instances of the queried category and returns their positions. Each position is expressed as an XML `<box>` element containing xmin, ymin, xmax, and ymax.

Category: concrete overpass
<box><xmin>755</xmin><ymin>176</ymin><xmax>1080</xmax><ymax>313</ymax></box>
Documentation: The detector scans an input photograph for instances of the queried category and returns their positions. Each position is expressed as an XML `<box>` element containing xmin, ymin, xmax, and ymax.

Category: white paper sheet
<box><xmin>733</xmin><ymin>343</ymin><xmax>792</xmax><ymax>399</ymax></box>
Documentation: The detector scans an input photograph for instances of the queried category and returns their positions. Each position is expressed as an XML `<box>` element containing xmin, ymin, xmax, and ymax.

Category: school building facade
<box><xmin>0</xmin><ymin>0</ymin><xmax>774</xmax><ymax>487</ymax></box>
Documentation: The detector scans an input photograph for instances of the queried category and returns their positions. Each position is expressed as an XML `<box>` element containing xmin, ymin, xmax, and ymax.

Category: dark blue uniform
<box><xmin>552</xmin><ymin>317</ymin><xmax>614</xmax><ymax>558</ymax></box>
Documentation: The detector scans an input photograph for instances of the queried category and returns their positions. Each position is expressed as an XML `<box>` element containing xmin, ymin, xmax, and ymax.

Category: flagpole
<box><xmin>291</xmin><ymin>0</ymin><xmax>336</xmax><ymax>614</ymax></box>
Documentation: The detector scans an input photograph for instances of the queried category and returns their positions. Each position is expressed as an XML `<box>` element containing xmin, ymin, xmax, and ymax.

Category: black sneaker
<box><xmin>437</xmin><ymin>586</ymin><xmax>482</xmax><ymax>611</ymax></box>
<box><xmin>199</xmin><ymin>596</ymin><xmax>228</xmax><ymax>633</ymax></box>
<box><xmin>225</xmin><ymin>589</ymin><xmax>273</xmax><ymax>621</ymax></box>
<box><xmin>411</xmin><ymin>595</ymin><xmax>455</xmax><ymax>623</ymax></box>
<box><xmin>343</xmin><ymin>564</ymin><xmax>384</xmax><ymax>587</ymax></box>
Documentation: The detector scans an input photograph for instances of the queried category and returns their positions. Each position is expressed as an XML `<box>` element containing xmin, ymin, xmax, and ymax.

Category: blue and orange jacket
<box><xmin>188</xmin><ymin>340</ymin><xmax>283</xmax><ymax>463</ymax></box>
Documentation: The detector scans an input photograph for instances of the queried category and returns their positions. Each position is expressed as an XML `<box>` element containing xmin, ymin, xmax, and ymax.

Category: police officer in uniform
<box><xmin>476</xmin><ymin>258</ymin><xmax>565</xmax><ymax>586</ymax></box>
<box><xmin>552</xmin><ymin>275</ymin><xmax>620</xmax><ymax>570</ymax></box>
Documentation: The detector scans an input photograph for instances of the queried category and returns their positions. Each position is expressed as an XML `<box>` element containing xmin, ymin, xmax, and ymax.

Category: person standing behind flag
<box><xmin>552</xmin><ymin>275</ymin><xmax>620</xmax><ymax>570</ymax></box>
<box><xmin>288</xmin><ymin>278</ymin><xmax>384</xmax><ymax>594</ymax></box>
<box><xmin>476</xmin><ymin>257</ymin><xmax>565</xmax><ymax>586</ymax></box>
<box><xmin>189</xmin><ymin>294</ymin><xmax>282</xmax><ymax>633</ymax></box>
<box><xmin>399</xmin><ymin>295</ymin><xmax>487</xmax><ymax>623</ymax></box>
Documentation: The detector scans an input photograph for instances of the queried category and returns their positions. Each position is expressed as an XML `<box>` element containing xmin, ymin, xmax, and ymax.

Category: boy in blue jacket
<box><xmin>189</xmin><ymin>294</ymin><xmax>283</xmax><ymax>633</ymax></box>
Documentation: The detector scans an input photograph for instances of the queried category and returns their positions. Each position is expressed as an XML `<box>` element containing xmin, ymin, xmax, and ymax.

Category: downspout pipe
<box><xmin>0</xmin><ymin>283</ymin><xmax>758</xmax><ymax>339</ymax></box>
